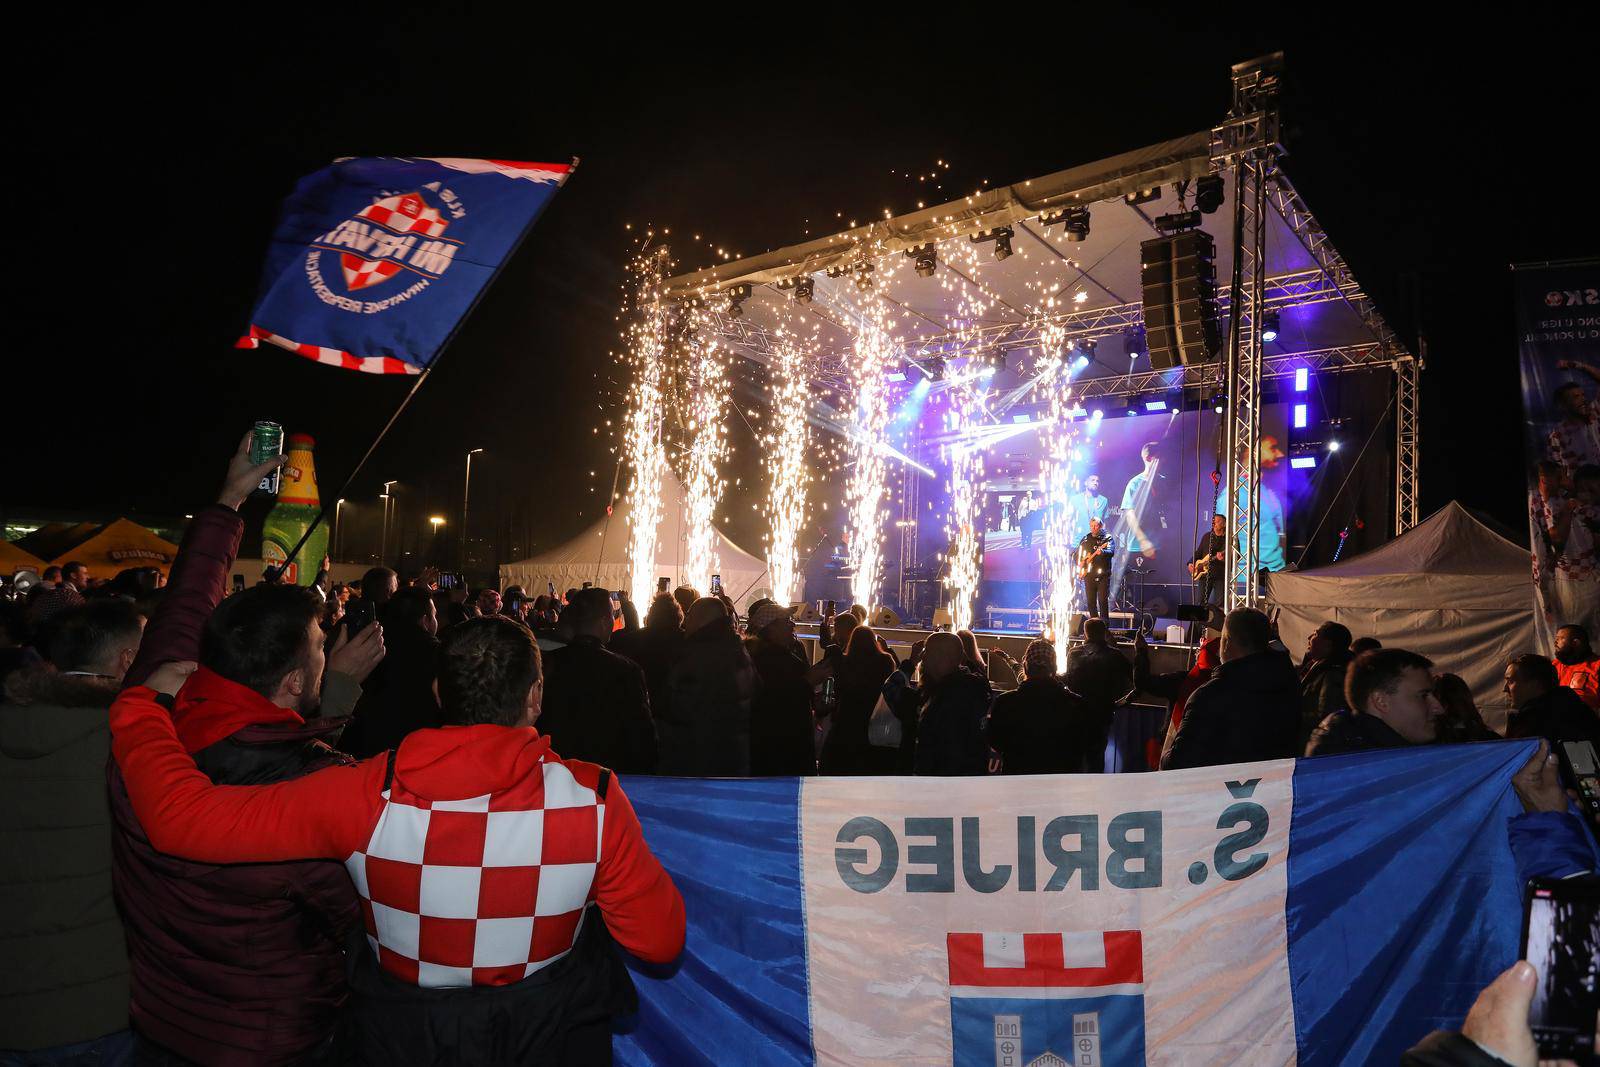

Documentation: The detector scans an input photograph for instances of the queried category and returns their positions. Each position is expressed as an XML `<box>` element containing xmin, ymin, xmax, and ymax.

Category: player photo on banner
<box><xmin>1516</xmin><ymin>260</ymin><xmax>1600</xmax><ymax>651</ymax></box>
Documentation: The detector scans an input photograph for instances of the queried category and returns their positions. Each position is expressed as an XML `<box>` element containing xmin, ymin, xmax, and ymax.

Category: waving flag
<box><xmin>614</xmin><ymin>741</ymin><xmax>1562</xmax><ymax>1066</ymax></box>
<box><xmin>237</xmin><ymin>156</ymin><xmax>572</xmax><ymax>374</ymax></box>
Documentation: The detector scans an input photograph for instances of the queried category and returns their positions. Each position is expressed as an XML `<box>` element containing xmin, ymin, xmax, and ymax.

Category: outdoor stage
<box><xmin>625</xmin><ymin>54</ymin><xmax>1418</xmax><ymax>651</ymax></box>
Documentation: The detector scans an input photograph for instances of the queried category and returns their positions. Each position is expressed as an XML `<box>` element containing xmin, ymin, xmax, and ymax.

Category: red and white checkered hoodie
<box><xmin>108</xmin><ymin>690</ymin><xmax>686</xmax><ymax>987</ymax></box>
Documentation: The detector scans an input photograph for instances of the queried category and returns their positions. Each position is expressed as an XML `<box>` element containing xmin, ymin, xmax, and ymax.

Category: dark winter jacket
<box><xmin>338</xmin><ymin>619</ymin><xmax>442</xmax><ymax>759</ymax></box>
<box><xmin>1160</xmin><ymin>650</ymin><xmax>1302</xmax><ymax>770</ymax></box>
<box><xmin>745</xmin><ymin>635</ymin><xmax>817</xmax><ymax>776</ymax></box>
<box><xmin>539</xmin><ymin>635</ymin><xmax>658</xmax><ymax>774</ymax></box>
<box><xmin>658</xmin><ymin>617</ymin><xmax>754</xmax><ymax>776</ymax></box>
<box><xmin>1066</xmin><ymin>640</ymin><xmax>1133</xmax><ymax>764</ymax></box>
<box><xmin>1506</xmin><ymin>685</ymin><xmax>1600</xmax><ymax>749</ymax></box>
<box><xmin>1303</xmin><ymin>707</ymin><xmax>1414</xmax><ymax>758</ymax></box>
<box><xmin>111</xmin><ymin>672</ymin><xmax>361</xmax><ymax>1066</ymax></box>
<box><xmin>112</xmin><ymin>502</ymin><xmax>361</xmax><ymax>1065</ymax></box>
<box><xmin>1297</xmin><ymin>653</ymin><xmax>1352</xmax><ymax>746</ymax></box>
<box><xmin>819</xmin><ymin>652</ymin><xmax>895</xmax><ymax>776</ymax></box>
<box><xmin>986</xmin><ymin>676</ymin><xmax>1098</xmax><ymax>774</ymax></box>
<box><xmin>913</xmin><ymin>667</ymin><xmax>993</xmax><ymax>776</ymax></box>
<box><xmin>0</xmin><ymin>668</ymin><xmax>129</xmax><ymax>1051</ymax></box>
<box><xmin>610</xmin><ymin>625</ymin><xmax>683</xmax><ymax>729</ymax></box>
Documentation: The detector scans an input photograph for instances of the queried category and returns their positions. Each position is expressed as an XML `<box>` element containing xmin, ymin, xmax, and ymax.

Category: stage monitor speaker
<box><xmin>872</xmin><ymin>606</ymin><xmax>902</xmax><ymax>628</ymax></box>
<box><xmin>792</xmin><ymin>602</ymin><xmax>819</xmax><ymax>622</ymax></box>
<box><xmin>1141</xmin><ymin>230</ymin><xmax>1219</xmax><ymax>368</ymax></box>
<box><xmin>932</xmin><ymin>607</ymin><xmax>953</xmax><ymax>630</ymax></box>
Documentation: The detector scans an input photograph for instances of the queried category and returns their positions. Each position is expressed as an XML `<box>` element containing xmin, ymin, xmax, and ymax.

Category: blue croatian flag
<box><xmin>613</xmin><ymin>741</ymin><xmax>1598</xmax><ymax>1065</ymax></box>
<box><xmin>237</xmin><ymin>157</ymin><xmax>572</xmax><ymax>375</ymax></box>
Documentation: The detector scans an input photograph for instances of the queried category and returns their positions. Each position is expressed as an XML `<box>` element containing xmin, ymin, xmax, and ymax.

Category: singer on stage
<box><xmin>1078</xmin><ymin>517</ymin><xmax>1115</xmax><ymax>620</ymax></box>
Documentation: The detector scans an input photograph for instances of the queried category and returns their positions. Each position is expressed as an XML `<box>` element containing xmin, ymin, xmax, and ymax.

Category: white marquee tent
<box><xmin>498</xmin><ymin>471</ymin><xmax>770</xmax><ymax>608</ymax></box>
<box><xmin>1267</xmin><ymin>501</ymin><xmax>1534</xmax><ymax>726</ymax></box>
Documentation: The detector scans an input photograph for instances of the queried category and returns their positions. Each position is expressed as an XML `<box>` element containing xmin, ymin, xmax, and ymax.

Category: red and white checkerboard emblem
<box><xmin>339</xmin><ymin>192</ymin><xmax>451</xmax><ymax>291</ymax></box>
<box><xmin>345</xmin><ymin>756</ymin><xmax>604</xmax><ymax>988</ymax></box>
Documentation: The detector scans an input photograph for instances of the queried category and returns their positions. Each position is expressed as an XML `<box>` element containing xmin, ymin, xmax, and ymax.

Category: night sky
<box><xmin>9</xmin><ymin>21</ymin><xmax>1592</xmax><ymax>571</ymax></box>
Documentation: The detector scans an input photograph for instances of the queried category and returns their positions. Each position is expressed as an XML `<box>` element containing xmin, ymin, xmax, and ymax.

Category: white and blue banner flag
<box><xmin>615</xmin><ymin>741</ymin><xmax>1549</xmax><ymax>1065</ymax></box>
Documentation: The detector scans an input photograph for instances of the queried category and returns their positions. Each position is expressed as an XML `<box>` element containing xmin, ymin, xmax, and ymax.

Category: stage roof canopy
<box><xmin>662</xmin><ymin>130</ymin><xmax>1411</xmax><ymax>404</ymax></box>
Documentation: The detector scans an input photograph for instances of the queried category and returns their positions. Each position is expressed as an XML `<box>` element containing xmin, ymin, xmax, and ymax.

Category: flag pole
<box><xmin>266</xmin><ymin>156</ymin><xmax>581</xmax><ymax>583</ymax></box>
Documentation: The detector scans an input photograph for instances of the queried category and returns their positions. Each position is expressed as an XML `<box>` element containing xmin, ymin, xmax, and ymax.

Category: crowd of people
<box><xmin>2</xmin><ymin>431</ymin><xmax>1598</xmax><ymax>1065</ymax></box>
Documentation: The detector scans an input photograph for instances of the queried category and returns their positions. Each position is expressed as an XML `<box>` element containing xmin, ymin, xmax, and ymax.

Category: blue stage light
<box><xmin>1290</xmin><ymin>456</ymin><xmax>1317</xmax><ymax>470</ymax></box>
<box><xmin>1145</xmin><ymin>399</ymin><xmax>1168</xmax><ymax>412</ymax></box>
<box><xmin>1262</xmin><ymin>310</ymin><xmax>1280</xmax><ymax>343</ymax></box>
<box><xmin>1293</xmin><ymin>403</ymin><xmax>1308</xmax><ymax>429</ymax></box>
<box><xmin>1294</xmin><ymin>367</ymin><xmax>1309</xmax><ymax>392</ymax></box>
<box><xmin>1072</xmin><ymin>354</ymin><xmax>1090</xmax><ymax>372</ymax></box>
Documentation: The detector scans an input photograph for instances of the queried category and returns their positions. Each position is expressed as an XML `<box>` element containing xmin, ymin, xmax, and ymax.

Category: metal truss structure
<box><xmin>1395</xmin><ymin>349</ymin><xmax>1421</xmax><ymax>533</ymax></box>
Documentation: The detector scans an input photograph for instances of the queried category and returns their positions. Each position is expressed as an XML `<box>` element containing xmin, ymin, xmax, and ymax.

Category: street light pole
<box><xmin>381</xmin><ymin>481</ymin><xmax>397</xmax><ymax>564</ymax></box>
<box><xmin>462</xmin><ymin>448</ymin><xmax>483</xmax><ymax>572</ymax></box>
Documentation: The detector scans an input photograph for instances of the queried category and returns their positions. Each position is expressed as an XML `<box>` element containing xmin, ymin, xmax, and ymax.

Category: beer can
<box><xmin>251</xmin><ymin>420</ymin><xmax>284</xmax><ymax>495</ymax></box>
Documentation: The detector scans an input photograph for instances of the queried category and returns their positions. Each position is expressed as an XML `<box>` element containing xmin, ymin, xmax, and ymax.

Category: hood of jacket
<box><xmin>170</xmin><ymin>666</ymin><xmax>309</xmax><ymax>753</ymax></box>
<box><xmin>0</xmin><ymin>664</ymin><xmax>119</xmax><ymax>758</ymax></box>
<box><xmin>392</xmin><ymin>724</ymin><xmax>555</xmax><ymax>803</ymax></box>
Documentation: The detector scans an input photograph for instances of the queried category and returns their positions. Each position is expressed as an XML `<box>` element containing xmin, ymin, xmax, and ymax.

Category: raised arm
<box><xmin>110</xmin><ymin>683</ymin><xmax>380</xmax><ymax>862</ymax></box>
<box><xmin>125</xmin><ymin>432</ymin><xmax>285</xmax><ymax>689</ymax></box>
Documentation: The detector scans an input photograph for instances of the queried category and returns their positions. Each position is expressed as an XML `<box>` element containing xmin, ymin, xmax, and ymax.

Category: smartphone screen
<box><xmin>232</xmin><ymin>574</ymin><xmax>245</xmax><ymax>594</ymax></box>
<box><xmin>1522</xmin><ymin>878</ymin><xmax>1600</xmax><ymax>1061</ymax></box>
<box><xmin>710</xmin><ymin>574</ymin><xmax>722</xmax><ymax>596</ymax></box>
<box><xmin>658</xmin><ymin>576</ymin><xmax>670</xmax><ymax>594</ymax></box>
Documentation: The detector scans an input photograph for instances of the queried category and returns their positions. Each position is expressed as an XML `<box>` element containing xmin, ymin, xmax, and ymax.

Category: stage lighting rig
<box><xmin>1043</xmin><ymin>206</ymin><xmax>1091</xmax><ymax>241</ymax></box>
<box><xmin>971</xmin><ymin>227</ymin><xmax>1014</xmax><ymax>261</ymax></box>
<box><xmin>1262</xmin><ymin>310</ymin><xmax>1280</xmax><ymax>343</ymax></box>
<box><xmin>724</xmin><ymin>284</ymin><xmax>751</xmax><ymax>319</ymax></box>
<box><xmin>1195</xmin><ymin>173</ymin><xmax>1224</xmax><ymax>214</ymax></box>
<box><xmin>794</xmin><ymin>277</ymin><xmax>815</xmax><ymax>304</ymax></box>
<box><xmin>854</xmin><ymin>263</ymin><xmax>875</xmax><ymax>291</ymax></box>
<box><xmin>1124</xmin><ymin>186</ymin><xmax>1162</xmax><ymax>206</ymax></box>
<box><xmin>906</xmin><ymin>244</ymin><xmax>937</xmax><ymax>277</ymax></box>
<box><xmin>1123</xmin><ymin>325</ymin><xmax>1146</xmax><ymax>360</ymax></box>
<box><xmin>926</xmin><ymin>356</ymin><xmax>947</xmax><ymax>381</ymax></box>
<box><xmin>1081</xmin><ymin>338</ymin><xmax>1099</xmax><ymax>357</ymax></box>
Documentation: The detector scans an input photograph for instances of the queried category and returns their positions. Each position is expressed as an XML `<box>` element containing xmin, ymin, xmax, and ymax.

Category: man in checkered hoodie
<box><xmin>111</xmin><ymin>615</ymin><xmax>685</xmax><ymax>1064</ymax></box>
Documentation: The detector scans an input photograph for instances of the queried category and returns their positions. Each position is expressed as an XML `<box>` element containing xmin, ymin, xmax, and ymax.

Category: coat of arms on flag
<box><xmin>947</xmin><ymin>930</ymin><xmax>1145</xmax><ymax>1067</ymax></box>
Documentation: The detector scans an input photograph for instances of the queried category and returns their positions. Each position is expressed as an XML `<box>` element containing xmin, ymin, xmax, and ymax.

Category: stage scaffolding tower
<box><xmin>1213</xmin><ymin>53</ymin><xmax>1283</xmax><ymax>610</ymax></box>
<box><xmin>1395</xmin><ymin>344</ymin><xmax>1422</xmax><ymax>534</ymax></box>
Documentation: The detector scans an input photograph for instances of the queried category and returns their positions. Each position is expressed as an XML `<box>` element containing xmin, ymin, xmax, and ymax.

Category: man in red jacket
<box><xmin>115</xmin><ymin>614</ymin><xmax>686</xmax><ymax>1063</ymax></box>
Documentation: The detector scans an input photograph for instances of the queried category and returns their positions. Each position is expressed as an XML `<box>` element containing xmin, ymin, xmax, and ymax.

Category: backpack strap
<box><xmin>382</xmin><ymin>747</ymin><xmax>398</xmax><ymax>792</ymax></box>
<box><xmin>596</xmin><ymin>767</ymin><xmax>611</xmax><ymax>801</ymax></box>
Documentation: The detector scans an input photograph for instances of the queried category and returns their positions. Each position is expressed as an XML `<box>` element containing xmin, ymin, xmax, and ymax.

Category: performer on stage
<box><xmin>1068</xmin><ymin>474</ymin><xmax>1109</xmax><ymax>546</ymax></box>
<box><xmin>1018</xmin><ymin>490</ymin><xmax>1046</xmax><ymax>548</ymax></box>
<box><xmin>1118</xmin><ymin>442</ymin><xmax>1160</xmax><ymax>560</ymax></box>
<box><xmin>1215</xmin><ymin>434</ymin><xmax>1288</xmax><ymax>575</ymax></box>
<box><xmin>1078</xmin><ymin>517</ymin><xmax>1115</xmax><ymax>620</ymax></box>
<box><xmin>1190</xmin><ymin>513</ymin><xmax>1228</xmax><ymax>605</ymax></box>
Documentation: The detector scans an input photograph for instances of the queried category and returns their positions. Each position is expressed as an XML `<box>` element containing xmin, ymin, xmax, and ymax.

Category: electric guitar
<box><xmin>1188</xmin><ymin>552</ymin><xmax>1223</xmax><ymax>581</ymax></box>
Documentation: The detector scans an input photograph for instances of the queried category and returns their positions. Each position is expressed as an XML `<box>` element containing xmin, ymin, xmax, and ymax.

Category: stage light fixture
<box><xmin>1293</xmin><ymin>403</ymin><xmax>1308</xmax><ymax>429</ymax></box>
<box><xmin>854</xmin><ymin>264</ymin><xmax>875</xmax><ymax>291</ymax></box>
<box><xmin>1153</xmin><ymin>209</ymin><xmax>1203</xmax><ymax>234</ymax></box>
<box><xmin>1126</xmin><ymin>401</ymin><xmax>1140</xmax><ymax>416</ymax></box>
<box><xmin>1145</xmin><ymin>399</ymin><xmax>1168</xmax><ymax>412</ymax></box>
<box><xmin>1123</xmin><ymin>326</ymin><xmax>1146</xmax><ymax>360</ymax></box>
<box><xmin>1195</xmin><ymin>174</ymin><xmax>1224</xmax><ymax>214</ymax></box>
<box><xmin>1328</xmin><ymin>439</ymin><xmax>1341</xmax><ymax>452</ymax></box>
<box><xmin>1294</xmin><ymin>367</ymin><xmax>1309</xmax><ymax>392</ymax></box>
<box><xmin>794</xmin><ymin>277</ymin><xmax>814</xmax><ymax>304</ymax></box>
<box><xmin>1081</xmin><ymin>339</ymin><xmax>1098</xmax><ymax>356</ymax></box>
<box><xmin>971</xmin><ymin>227</ymin><xmax>1014</xmax><ymax>261</ymax></box>
<box><xmin>927</xmin><ymin>357</ymin><xmax>947</xmax><ymax>381</ymax></box>
<box><xmin>1210</xmin><ymin>392</ymin><xmax>1225</xmax><ymax>413</ymax></box>
<box><xmin>1063</xmin><ymin>206</ymin><xmax>1091</xmax><ymax>241</ymax></box>
<box><xmin>724</xmin><ymin>284</ymin><xmax>751</xmax><ymax>319</ymax></box>
<box><xmin>1261</xmin><ymin>310</ymin><xmax>1280</xmax><ymax>343</ymax></box>
<box><xmin>1067</xmin><ymin>405</ymin><xmax>1088</xmax><ymax>419</ymax></box>
<box><xmin>1072</xmin><ymin>354</ymin><xmax>1090</xmax><ymax>372</ymax></box>
<box><xmin>1125</xmin><ymin>186</ymin><xmax>1161</xmax><ymax>206</ymax></box>
<box><xmin>1290</xmin><ymin>456</ymin><xmax>1318</xmax><ymax>470</ymax></box>
<box><xmin>907</xmin><ymin>244</ymin><xmax>937</xmax><ymax>277</ymax></box>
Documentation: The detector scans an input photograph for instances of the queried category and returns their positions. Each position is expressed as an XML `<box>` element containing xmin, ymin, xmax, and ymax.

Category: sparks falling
<box><xmin>942</xmin><ymin>382</ymin><xmax>985</xmax><ymax>633</ymax></box>
<box><xmin>841</xmin><ymin>280</ymin><xmax>897</xmax><ymax>609</ymax></box>
<box><xmin>681</xmin><ymin>310</ymin><xmax>729</xmax><ymax>595</ymax></box>
<box><xmin>623</xmin><ymin>250</ymin><xmax>670</xmax><ymax>607</ymax></box>
<box><xmin>764</xmin><ymin>323</ymin><xmax>811</xmax><ymax>605</ymax></box>
<box><xmin>1034</xmin><ymin>315</ymin><xmax>1082</xmax><ymax>671</ymax></box>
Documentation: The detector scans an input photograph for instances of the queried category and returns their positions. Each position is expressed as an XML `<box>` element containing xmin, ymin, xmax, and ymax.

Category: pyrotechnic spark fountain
<box><xmin>624</xmin><ymin>249</ymin><xmax>670</xmax><ymax>607</ymax></box>
<box><xmin>840</xmin><ymin>270</ymin><xmax>899</xmax><ymax>610</ymax></box>
<box><xmin>942</xmin><ymin>381</ymin><xmax>985</xmax><ymax>632</ymax></box>
<box><xmin>764</xmin><ymin>321</ymin><xmax>811</xmax><ymax>605</ymax></box>
<box><xmin>682</xmin><ymin>306</ymin><xmax>728</xmax><ymax>594</ymax></box>
<box><xmin>1034</xmin><ymin>313</ymin><xmax>1082</xmax><ymax>671</ymax></box>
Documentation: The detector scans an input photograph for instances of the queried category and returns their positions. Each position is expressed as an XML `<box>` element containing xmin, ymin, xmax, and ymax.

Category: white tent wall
<box><xmin>1268</xmin><ymin>502</ymin><xmax>1535</xmax><ymax>728</ymax></box>
<box><xmin>498</xmin><ymin>471</ymin><xmax>770</xmax><ymax>610</ymax></box>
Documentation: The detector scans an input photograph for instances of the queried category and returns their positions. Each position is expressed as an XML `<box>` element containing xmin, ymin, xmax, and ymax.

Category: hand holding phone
<box><xmin>1519</xmin><ymin>877</ymin><xmax>1599</xmax><ymax>1062</ymax></box>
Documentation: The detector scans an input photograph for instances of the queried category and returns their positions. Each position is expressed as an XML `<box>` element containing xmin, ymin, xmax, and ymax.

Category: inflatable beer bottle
<box><xmin>262</xmin><ymin>433</ymin><xmax>328</xmax><ymax>586</ymax></box>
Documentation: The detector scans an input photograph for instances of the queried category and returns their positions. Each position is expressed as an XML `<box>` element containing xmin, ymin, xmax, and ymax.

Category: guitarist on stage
<box><xmin>1189</xmin><ymin>513</ymin><xmax>1228</xmax><ymax>605</ymax></box>
<box><xmin>1078</xmin><ymin>517</ymin><xmax>1115</xmax><ymax>621</ymax></box>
